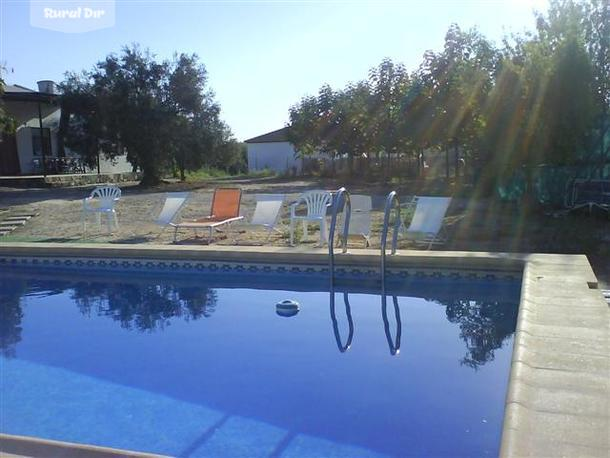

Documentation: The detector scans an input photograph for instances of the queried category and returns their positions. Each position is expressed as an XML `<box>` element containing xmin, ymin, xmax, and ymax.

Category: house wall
<box><xmin>15</xmin><ymin>127</ymin><xmax>35</xmax><ymax>174</ymax></box>
<box><xmin>247</xmin><ymin>142</ymin><xmax>302</xmax><ymax>174</ymax></box>
<box><xmin>10</xmin><ymin>105</ymin><xmax>132</xmax><ymax>176</ymax></box>
<box><xmin>96</xmin><ymin>155</ymin><xmax>133</xmax><ymax>174</ymax></box>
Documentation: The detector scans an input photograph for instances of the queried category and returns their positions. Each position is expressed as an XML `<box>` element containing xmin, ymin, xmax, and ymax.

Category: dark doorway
<box><xmin>0</xmin><ymin>133</ymin><xmax>20</xmax><ymax>176</ymax></box>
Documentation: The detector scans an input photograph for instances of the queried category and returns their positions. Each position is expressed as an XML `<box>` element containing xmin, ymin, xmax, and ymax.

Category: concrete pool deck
<box><xmin>0</xmin><ymin>242</ymin><xmax>608</xmax><ymax>457</ymax></box>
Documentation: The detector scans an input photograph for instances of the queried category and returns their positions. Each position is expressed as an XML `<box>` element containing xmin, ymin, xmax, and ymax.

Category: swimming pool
<box><xmin>0</xmin><ymin>262</ymin><xmax>521</xmax><ymax>457</ymax></box>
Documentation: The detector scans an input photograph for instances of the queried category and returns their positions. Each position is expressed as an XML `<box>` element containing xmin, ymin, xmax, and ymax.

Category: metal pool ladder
<box><xmin>328</xmin><ymin>187</ymin><xmax>351</xmax><ymax>284</ymax></box>
<box><xmin>380</xmin><ymin>191</ymin><xmax>403</xmax><ymax>356</ymax></box>
<box><xmin>380</xmin><ymin>191</ymin><xmax>401</xmax><ymax>291</ymax></box>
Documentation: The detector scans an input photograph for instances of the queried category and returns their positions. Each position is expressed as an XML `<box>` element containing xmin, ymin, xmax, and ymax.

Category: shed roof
<box><xmin>244</xmin><ymin>127</ymin><xmax>290</xmax><ymax>144</ymax></box>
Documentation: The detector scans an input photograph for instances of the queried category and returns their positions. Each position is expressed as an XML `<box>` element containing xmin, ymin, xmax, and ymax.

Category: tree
<box><xmin>60</xmin><ymin>46</ymin><xmax>232</xmax><ymax>185</ymax></box>
<box><xmin>415</xmin><ymin>25</ymin><xmax>498</xmax><ymax>180</ymax></box>
<box><xmin>367</xmin><ymin>59</ymin><xmax>411</xmax><ymax>175</ymax></box>
<box><xmin>0</xmin><ymin>73</ymin><xmax>16</xmax><ymax>136</ymax></box>
<box><xmin>59</xmin><ymin>71</ymin><xmax>107</xmax><ymax>170</ymax></box>
<box><xmin>478</xmin><ymin>2</ymin><xmax>598</xmax><ymax>199</ymax></box>
<box><xmin>539</xmin><ymin>0</ymin><xmax>610</xmax><ymax>173</ymax></box>
<box><xmin>584</xmin><ymin>0</ymin><xmax>610</xmax><ymax>173</ymax></box>
<box><xmin>166</xmin><ymin>53</ymin><xmax>226</xmax><ymax>181</ymax></box>
<box><xmin>287</xmin><ymin>1</ymin><xmax>607</xmax><ymax>188</ymax></box>
<box><xmin>288</xmin><ymin>85</ymin><xmax>338</xmax><ymax>162</ymax></box>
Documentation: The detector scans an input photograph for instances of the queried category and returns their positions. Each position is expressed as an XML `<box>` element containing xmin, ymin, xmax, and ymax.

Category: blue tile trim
<box><xmin>0</xmin><ymin>255</ymin><xmax>521</xmax><ymax>281</ymax></box>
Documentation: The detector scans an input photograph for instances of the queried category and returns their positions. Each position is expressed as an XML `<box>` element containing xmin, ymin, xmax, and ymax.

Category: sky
<box><xmin>0</xmin><ymin>0</ymin><xmax>548</xmax><ymax>141</ymax></box>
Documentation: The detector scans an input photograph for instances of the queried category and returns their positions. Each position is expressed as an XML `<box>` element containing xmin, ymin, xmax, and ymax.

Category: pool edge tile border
<box><xmin>0</xmin><ymin>242</ymin><xmax>608</xmax><ymax>458</ymax></box>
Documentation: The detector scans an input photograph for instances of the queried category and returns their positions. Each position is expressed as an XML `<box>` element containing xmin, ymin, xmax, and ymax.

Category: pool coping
<box><xmin>0</xmin><ymin>242</ymin><xmax>608</xmax><ymax>457</ymax></box>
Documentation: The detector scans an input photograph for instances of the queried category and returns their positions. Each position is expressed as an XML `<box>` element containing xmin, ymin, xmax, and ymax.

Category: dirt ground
<box><xmin>1</xmin><ymin>176</ymin><xmax>608</xmax><ymax>287</ymax></box>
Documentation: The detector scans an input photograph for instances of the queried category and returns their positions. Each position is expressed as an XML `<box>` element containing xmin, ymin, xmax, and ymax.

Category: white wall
<box><xmin>15</xmin><ymin>127</ymin><xmax>35</xmax><ymax>173</ymax></box>
<box><xmin>14</xmin><ymin>107</ymin><xmax>60</xmax><ymax>174</ymax></box>
<box><xmin>247</xmin><ymin>142</ymin><xmax>302</xmax><ymax>174</ymax></box>
<box><xmin>12</xmin><ymin>105</ymin><xmax>132</xmax><ymax>175</ymax></box>
<box><xmin>96</xmin><ymin>154</ymin><xmax>132</xmax><ymax>174</ymax></box>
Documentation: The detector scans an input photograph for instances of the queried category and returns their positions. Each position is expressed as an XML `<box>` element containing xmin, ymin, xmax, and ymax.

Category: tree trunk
<box><xmin>454</xmin><ymin>140</ymin><xmax>460</xmax><ymax>180</ymax></box>
<box><xmin>140</xmin><ymin>164</ymin><xmax>161</xmax><ymax>187</ymax></box>
<box><xmin>57</xmin><ymin>106</ymin><xmax>70</xmax><ymax>158</ymax></box>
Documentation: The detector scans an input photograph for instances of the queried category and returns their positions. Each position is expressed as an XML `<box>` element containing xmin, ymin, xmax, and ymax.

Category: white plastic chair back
<box><xmin>84</xmin><ymin>186</ymin><xmax>121</xmax><ymax>212</ymax></box>
<box><xmin>349</xmin><ymin>194</ymin><xmax>372</xmax><ymax>236</ymax></box>
<box><xmin>302</xmin><ymin>191</ymin><xmax>332</xmax><ymax>218</ymax></box>
<box><xmin>407</xmin><ymin>197</ymin><xmax>451</xmax><ymax>235</ymax></box>
<box><xmin>90</xmin><ymin>185</ymin><xmax>121</xmax><ymax>201</ymax></box>
<box><xmin>251</xmin><ymin>194</ymin><xmax>285</xmax><ymax>227</ymax></box>
<box><xmin>156</xmin><ymin>192</ymin><xmax>189</xmax><ymax>226</ymax></box>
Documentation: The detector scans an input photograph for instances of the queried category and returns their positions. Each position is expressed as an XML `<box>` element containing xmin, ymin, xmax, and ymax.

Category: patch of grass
<box><xmin>246</xmin><ymin>168</ymin><xmax>276</xmax><ymax>179</ymax></box>
<box><xmin>184</xmin><ymin>167</ymin><xmax>232</xmax><ymax>182</ymax></box>
<box><xmin>183</xmin><ymin>167</ymin><xmax>276</xmax><ymax>183</ymax></box>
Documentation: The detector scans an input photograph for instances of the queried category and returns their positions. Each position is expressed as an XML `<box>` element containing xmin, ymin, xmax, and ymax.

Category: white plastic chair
<box><xmin>82</xmin><ymin>185</ymin><xmax>121</xmax><ymax>234</ymax></box>
<box><xmin>400</xmin><ymin>196</ymin><xmax>452</xmax><ymax>249</ymax></box>
<box><xmin>155</xmin><ymin>192</ymin><xmax>190</xmax><ymax>236</ymax></box>
<box><xmin>245</xmin><ymin>194</ymin><xmax>285</xmax><ymax>242</ymax></box>
<box><xmin>347</xmin><ymin>194</ymin><xmax>372</xmax><ymax>247</ymax></box>
<box><xmin>289</xmin><ymin>190</ymin><xmax>332</xmax><ymax>246</ymax></box>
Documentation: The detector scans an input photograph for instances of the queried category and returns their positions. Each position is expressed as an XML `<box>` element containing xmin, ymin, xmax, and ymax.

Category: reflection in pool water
<box><xmin>0</xmin><ymin>268</ymin><xmax>520</xmax><ymax>457</ymax></box>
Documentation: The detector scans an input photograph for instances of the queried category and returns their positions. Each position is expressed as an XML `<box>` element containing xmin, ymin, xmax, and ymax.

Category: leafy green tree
<box><xmin>583</xmin><ymin>0</ymin><xmax>610</xmax><ymax>172</ymax></box>
<box><xmin>367</xmin><ymin>59</ymin><xmax>411</xmax><ymax>175</ymax></box>
<box><xmin>479</xmin><ymin>3</ymin><xmax>598</xmax><ymax>198</ymax></box>
<box><xmin>0</xmin><ymin>74</ymin><xmax>16</xmax><ymax>136</ymax></box>
<box><xmin>288</xmin><ymin>85</ymin><xmax>338</xmax><ymax>164</ymax></box>
<box><xmin>539</xmin><ymin>0</ymin><xmax>609</xmax><ymax>173</ymax></box>
<box><xmin>59</xmin><ymin>71</ymin><xmax>108</xmax><ymax>169</ymax></box>
<box><xmin>325</xmin><ymin>82</ymin><xmax>374</xmax><ymax>175</ymax></box>
<box><xmin>287</xmin><ymin>1</ymin><xmax>607</xmax><ymax>188</ymax></box>
<box><xmin>60</xmin><ymin>46</ymin><xmax>232</xmax><ymax>185</ymax></box>
<box><xmin>415</xmin><ymin>24</ymin><xmax>498</xmax><ymax>179</ymax></box>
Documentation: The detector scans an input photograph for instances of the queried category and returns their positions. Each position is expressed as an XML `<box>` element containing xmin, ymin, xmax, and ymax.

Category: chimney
<box><xmin>37</xmin><ymin>80</ymin><xmax>56</xmax><ymax>94</ymax></box>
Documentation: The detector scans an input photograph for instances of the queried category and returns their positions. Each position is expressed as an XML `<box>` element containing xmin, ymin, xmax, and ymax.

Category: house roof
<box><xmin>2</xmin><ymin>83</ymin><xmax>58</xmax><ymax>103</ymax></box>
<box><xmin>244</xmin><ymin>127</ymin><xmax>290</xmax><ymax>144</ymax></box>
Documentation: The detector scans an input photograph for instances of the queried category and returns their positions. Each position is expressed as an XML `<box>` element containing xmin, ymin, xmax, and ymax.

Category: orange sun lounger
<box><xmin>171</xmin><ymin>188</ymin><xmax>244</xmax><ymax>243</ymax></box>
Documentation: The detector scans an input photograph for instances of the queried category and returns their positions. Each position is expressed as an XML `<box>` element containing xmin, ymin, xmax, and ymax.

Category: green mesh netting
<box><xmin>497</xmin><ymin>164</ymin><xmax>610</xmax><ymax>206</ymax></box>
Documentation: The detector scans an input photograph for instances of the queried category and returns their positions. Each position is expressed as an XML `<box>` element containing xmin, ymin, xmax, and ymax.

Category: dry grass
<box><xmin>1</xmin><ymin>176</ymin><xmax>607</xmax><ymax>286</ymax></box>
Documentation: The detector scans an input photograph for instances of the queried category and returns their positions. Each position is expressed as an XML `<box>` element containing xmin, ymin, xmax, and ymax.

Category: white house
<box><xmin>244</xmin><ymin>127</ymin><xmax>303</xmax><ymax>175</ymax></box>
<box><xmin>0</xmin><ymin>81</ymin><xmax>132</xmax><ymax>176</ymax></box>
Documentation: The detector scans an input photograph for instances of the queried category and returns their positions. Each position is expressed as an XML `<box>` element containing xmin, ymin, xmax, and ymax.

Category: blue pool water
<box><xmin>0</xmin><ymin>267</ymin><xmax>521</xmax><ymax>457</ymax></box>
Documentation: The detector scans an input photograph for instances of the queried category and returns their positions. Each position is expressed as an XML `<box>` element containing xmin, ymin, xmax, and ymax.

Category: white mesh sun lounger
<box><xmin>401</xmin><ymin>196</ymin><xmax>452</xmax><ymax>249</ymax></box>
<box><xmin>155</xmin><ymin>192</ymin><xmax>190</xmax><ymax>227</ymax></box>
<box><xmin>244</xmin><ymin>194</ymin><xmax>285</xmax><ymax>242</ymax></box>
<box><xmin>346</xmin><ymin>194</ymin><xmax>372</xmax><ymax>247</ymax></box>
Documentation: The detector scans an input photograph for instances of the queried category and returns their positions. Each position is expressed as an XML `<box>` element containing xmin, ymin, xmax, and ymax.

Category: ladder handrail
<box><xmin>328</xmin><ymin>187</ymin><xmax>351</xmax><ymax>283</ymax></box>
<box><xmin>330</xmin><ymin>291</ymin><xmax>355</xmax><ymax>353</ymax></box>
<box><xmin>380</xmin><ymin>191</ymin><xmax>401</xmax><ymax>289</ymax></box>
<box><xmin>381</xmin><ymin>295</ymin><xmax>402</xmax><ymax>355</ymax></box>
